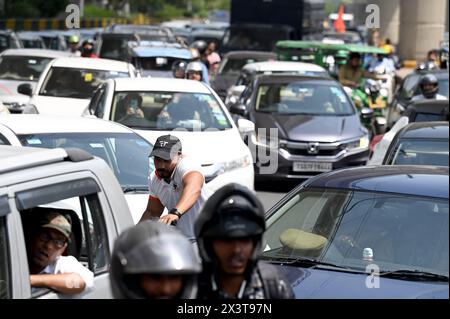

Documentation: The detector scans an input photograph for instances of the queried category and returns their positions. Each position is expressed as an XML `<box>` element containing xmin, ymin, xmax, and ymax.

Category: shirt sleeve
<box><xmin>148</xmin><ymin>172</ymin><xmax>158</xmax><ymax>197</ymax></box>
<box><xmin>54</xmin><ymin>256</ymin><xmax>94</xmax><ymax>293</ymax></box>
<box><xmin>177</xmin><ymin>158</ymin><xmax>204</xmax><ymax>180</ymax></box>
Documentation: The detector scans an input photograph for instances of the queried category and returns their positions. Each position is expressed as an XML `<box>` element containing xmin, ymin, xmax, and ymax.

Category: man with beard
<box><xmin>27</xmin><ymin>212</ymin><xmax>94</xmax><ymax>294</ymax></box>
<box><xmin>139</xmin><ymin>134</ymin><xmax>210</xmax><ymax>243</ymax></box>
<box><xmin>195</xmin><ymin>183</ymin><xmax>294</xmax><ymax>299</ymax></box>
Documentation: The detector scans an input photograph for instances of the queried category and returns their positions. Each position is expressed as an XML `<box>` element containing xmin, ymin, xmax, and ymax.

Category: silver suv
<box><xmin>0</xmin><ymin>146</ymin><xmax>133</xmax><ymax>298</ymax></box>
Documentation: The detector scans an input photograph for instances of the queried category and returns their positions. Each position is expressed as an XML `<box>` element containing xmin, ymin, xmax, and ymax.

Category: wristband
<box><xmin>168</xmin><ymin>208</ymin><xmax>182</xmax><ymax>219</ymax></box>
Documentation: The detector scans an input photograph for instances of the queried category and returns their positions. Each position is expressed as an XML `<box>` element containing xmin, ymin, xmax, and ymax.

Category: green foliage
<box><xmin>84</xmin><ymin>4</ymin><xmax>120</xmax><ymax>18</ymax></box>
<box><xmin>155</xmin><ymin>4</ymin><xmax>185</xmax><ymax>20</ymax></box>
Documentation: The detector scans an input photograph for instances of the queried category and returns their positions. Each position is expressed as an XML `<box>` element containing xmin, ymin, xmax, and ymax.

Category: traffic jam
<box><xmin>0</xmin><ymin>0</ymin><xmax>448</xmax><ymax>300</ymax></box>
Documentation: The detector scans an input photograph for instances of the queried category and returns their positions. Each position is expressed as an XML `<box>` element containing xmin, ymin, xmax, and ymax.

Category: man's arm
<box><xmin>30</xmin><ymin>273</ymin><xmax>86</xmax><ymax>294</ymax></box>
<box><xmin>159</xmin><ymin>171</ymin><xmax>204</xmax><ymax>225</ymax></box>
<box><xmin>139</xmin><ymin>196</ymin><xmax>165</xmax><ymax>223</ymax></box>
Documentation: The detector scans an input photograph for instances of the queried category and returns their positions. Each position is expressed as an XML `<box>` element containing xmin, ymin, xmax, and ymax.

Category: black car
<box><xmin>386</xmin><ymin>69</ymin><xmax>449</xmax><ymax>129</ymax></box>
<box><xmin>229</xmin><ymin>74</ymin><xmax>370</xmax><ymax>181</ymax></box>
<box><xmin>0</xmin><ymin>30</ymin><xmax>22</xmax><ymax>53</ymax></box>
<box><xmin>383</xmin><ymin>121</ymin><xmax>449</xmax><ymax>166</ymax></box>
<box><xmin>404</xmin><ymin>99</ymin><xmax>449</xmax><ymax>123</ymax></box>
<box><xmin>211</xmin><ymin>51</ymin><xmax>276</xmax><ymax>101</ymax></box>
<box><xmin>262</xmin><ymin>165</ymin><xmax>449</xmax><ymax>298</ymax></box>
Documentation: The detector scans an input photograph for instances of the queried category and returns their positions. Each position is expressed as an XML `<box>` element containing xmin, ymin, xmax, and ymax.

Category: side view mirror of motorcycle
<box><xmin>361</xmin><ymin>107</ymin><xmax>374</xmax><ymax>120</ymax></box>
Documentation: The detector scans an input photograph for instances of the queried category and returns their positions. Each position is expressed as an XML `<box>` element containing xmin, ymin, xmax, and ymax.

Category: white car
<box><xmin>84</xmin><ymin>77</ymin><xmax>255</xmax><ymax>191</ymax></box>
<box><xmin>17</xmin><ymin>57</ymin><xmax>137</xmax><ymax>116</ymax></box>
<box><xmin>0</xmin><ymin>115</ymin><xmax>153</xmax><ymax>223</ymax></box>
<box><xmin>225</xmin><ymin>61</ymin><xmax>328</xmax><ymax>106</ymax></box>
<box><xmin>0</xmin><ymin>49</ymin><xmax>72</xmax><ymax>112</ymax></box>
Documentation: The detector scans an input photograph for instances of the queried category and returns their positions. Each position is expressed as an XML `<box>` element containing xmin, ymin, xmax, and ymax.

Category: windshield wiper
<box><xmin>265</xmin><ymin>256</ymin><xmax>355</xmax><ymax>271</ymax></box>
<box><xmin>379</xmin><ymin>270</ymin><xmax>449</xmax><ymax>282</ymax></box>
<box><xmin>122</xmin><ymin>186</ymin><xmax>148</xmax><ymax>193</ymax></box>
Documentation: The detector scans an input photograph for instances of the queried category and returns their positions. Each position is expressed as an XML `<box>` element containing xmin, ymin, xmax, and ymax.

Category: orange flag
<box><xmin>334</xmin><ymin>4</ymin><xmax>346</xmax><ymax>33</ymax></box>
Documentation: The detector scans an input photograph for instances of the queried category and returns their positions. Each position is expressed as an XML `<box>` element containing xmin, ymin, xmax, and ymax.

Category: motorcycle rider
<box><xmin>411</xmin><ymin>74</ymin><xmax>447</xmax><ymax>102</ymax></box>
<box><xmin>110</xmin><ymin>221</ymin><xmax>201</xmax><ymax>299</ymax></box>
<box><xmin>172</xmin><ymin>60</ymin><xmax>188</xmax><ymax>79</ymax></box>
<box><xmin>339</xmin><ymin>52</ymin><xmax>376</xmax><ymax>88</ymax></box>
<box><xmin>195</xmin><ymin>183</ymin><xmax>294</xmax><ymax>299</ymax></box>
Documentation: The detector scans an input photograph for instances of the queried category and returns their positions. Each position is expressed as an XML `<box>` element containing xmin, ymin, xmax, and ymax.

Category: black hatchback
<box><xmin>229</xmin><ymin>74</ymin><xmax>370</xmax><ymax>181</ymax></box>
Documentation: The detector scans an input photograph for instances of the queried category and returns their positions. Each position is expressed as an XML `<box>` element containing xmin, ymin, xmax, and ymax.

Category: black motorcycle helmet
<box><xmin>190</xmin><ymin>40</ymin><xmax>208</xmax><ymax>55</ymax></box>
<box><xmin>419</xmin><ymin>73</ymin><xmax>439</xmax><ymax>98</ymax></box>
<box><xmin>194</xmin><ymin>183</ymin><xmax>266</xmax><ymax>264</ymax></box>
<box><xmin>172</xmin><ymin>60</ymin><xmax>188</xmax><ymax>79</ymax></box>
<box><xmin>110</xmin><ymin>221</ymin><xmax>201</xmax><ymax>299</ymax></box>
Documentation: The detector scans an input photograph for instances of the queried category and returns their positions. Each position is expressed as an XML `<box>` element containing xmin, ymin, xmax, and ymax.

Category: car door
<box><xmin>6</xmin><ymin>170</ymin><xmax>119</xmax><ymax>298</ymax></box>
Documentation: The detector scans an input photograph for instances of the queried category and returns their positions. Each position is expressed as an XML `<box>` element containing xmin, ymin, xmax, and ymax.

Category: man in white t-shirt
<box><xmin>27</xmin><ymin>212</ymin><xmax>94</xmax><ymax>295</ymax></box>
<box><xmin>140</xmin><ymin>134</ymin><xmax>211</xmax><ymax>241</ymax></box>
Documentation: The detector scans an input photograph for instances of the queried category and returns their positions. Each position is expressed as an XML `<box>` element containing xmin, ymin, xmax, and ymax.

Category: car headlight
<box><xmin>214</xmin><ymin>155</ymin><xmax>252</xmax><ymax>175</ymax></box>
<box><xmin>345</xmin><ymin>135</ymin><xmax>369</xmax><ymax>151</ymax></box>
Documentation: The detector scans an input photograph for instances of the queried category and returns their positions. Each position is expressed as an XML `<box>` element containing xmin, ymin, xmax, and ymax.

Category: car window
<box><xmin>0</xmin><ymin>134</ymin><xmax>10</xmax><ymax>145</ymax></box>
<box><xmin>438</xmin><ymin>78</ymin><xmax>449</xmax><ymax>98</ymax></box>
<box><xmin>255</xmin><ymin>82</ymin><xmax>354</xmax><ymax>115</ymax></box>
<box><xmin>0</xmin><ymin>213</ymin><xmax>10</xmax><ymax>299</ymax></box>
<box><xmin>18</xmin><ymin>133</ymin><xmax>153</xmax><ymax>191</ymax></box>
<box><xmin>0</xmin><ymin>56</ymin><xmax>53</xmax><ymax>82</ymax></box>
<box><xmin>39</xmin><ymin>67</ymin><xmax>130</xmax><ymax>99</ymax></box>
<box><xmin>0</xmin><ymin>35</ymin><xmax>10</xmax><ymax>52</ymax></box>
<box><xmin>110</xmin><ymin>91</ymin><xmax>232</xmax><ymax>131</ymax></box>
<box><xmin>263</xmin><ymin>188</ymin><xmax>449</xmax><ymax>276</ymax></box>
<box><xmin>390</xmin><ymin>139</ymin><xmax>449</xmax><ymax>166</ymax></box>
<box><xmin>89</xmin><ymin>84</ymin><xmax>107</xmax><ymax>118</ymax></box>
<box><xmin>17</xmin><ymin>179</ymin><xmax>109</xmax><ymax>297</ymax></box>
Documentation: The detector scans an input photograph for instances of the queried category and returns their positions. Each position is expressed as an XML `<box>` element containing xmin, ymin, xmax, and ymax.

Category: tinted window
<box><xmin>111</xmin><ymin>91</ymin><xmax>232</xmax><ymax>131</ymax></box>
<box><xmin>391</xmin><ymin>139</ymin><xmax>449</xmax><ymax>166</ymax></box>
<box><xmin>0</xmin><ymin>56</ymin><xmax>53</xmax><ymax>82</ymax></box>
<box><xmin>255</xmin><ymin>82</ymin><xmax>354</xmax><ymax>115</ymax></box>
<box><xmin>39</xmin><ymin>67</ymin><xmax>129</xmax><ymax>99</ymax></box>
<box><xmin>19</xmin><ymin>133</ymin><xmax>153</xmax><ymax>190</ymax></box>
<box><xmin>0</xmin><ymin>216</ymin><xmax>10</xmax><ymax>298</ymax></box>
<box><xmin>263</xmin><ymin>189</ymin><xmax>449</xmax><ymax>276</ymax></box>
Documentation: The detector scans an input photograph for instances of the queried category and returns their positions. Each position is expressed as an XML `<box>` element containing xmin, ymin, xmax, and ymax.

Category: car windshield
<box><xmin>222</xmin><ymin>27</ymin><xmax>290</xmax><ymax>51</ymax></box>
<box><xmin>110</xmin><ymin>91</ymin><xmax>232</xmax><ymax>131</ymax></box>
<box><xmin>262</xmin><ymin>188</ymin><xmax>449</xmax><ymax>277</ymax></box>
<box><xmin>138</xmin><ymin>57</ymin><xmax>186</xmax><ymax>72</ymax></box>
<box><xmin>0</xmin><ymin>56</ymin><xmax>53</xmax><ymax>81</ymax></box>
<box><xmin>18</xmin><ymin>132</ymin><xmax>153</xmax><ymax>190</ymax></box>
<box><xmin>39</xmin><ymin>67</ymin><xmax>129</xmax><ymax>99</ymax></box>
<box><xmin>391</xmin><ymin>139</ymin><xmax>449</xmax><ymax>166</ymax></box>
<box><xmin>403</xmin><ymin>74</ymin><xmax>449</xmax><ymax>99</ymax></box>
<box><xmin>0</xmin><ymin>35</ymin><xmax>10</xmax><ymax>52</ymax></box>
<box><xmin>220</xmin><ymin>57</ymin><xmax>266</xmax><ymax>75</ymax></box>
<box><xmin>255</xmin><ymin>81</ymin><xmax>355</xmax><ymax>115</ymax></box>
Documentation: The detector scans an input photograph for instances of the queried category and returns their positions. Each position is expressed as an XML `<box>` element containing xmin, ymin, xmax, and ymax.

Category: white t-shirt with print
<box><xmin>32</xmin><ymin>255</ymin><xmax>94</xmax><ymax>295</ymax></box>
<box><xmin>148</xmin><ymin>157</ymin><xmax>211</xmax><ymax>240</ymax></box>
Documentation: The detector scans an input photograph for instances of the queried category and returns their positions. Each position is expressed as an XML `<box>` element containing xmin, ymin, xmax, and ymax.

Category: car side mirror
<box><xmin>361</xmin><ymin>107</ymin><xmax>374</xmax><ymax>120</ymax></box>
<box><xmin>17</xmin><ymin>83</ymin><xmax>33</xmax><ymax>97</ymax></box>
<box><xmin>237</xmin><ymin>118</ymin><xmax>255</xmax><ymax>134</ymax></box>
<box><xmin>230</xmin><ymin>103</ymin><xmax>247</xmax><ymax>117</ymax></box>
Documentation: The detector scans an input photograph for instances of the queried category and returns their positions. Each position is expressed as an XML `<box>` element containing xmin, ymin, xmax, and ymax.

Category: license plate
<box><xmin>293</xmin><ymin>162</ymin><xmax>332</xmax><ymax>172</ymax></box>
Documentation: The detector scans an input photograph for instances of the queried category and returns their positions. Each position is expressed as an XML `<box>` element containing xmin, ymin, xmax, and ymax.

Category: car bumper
<box><xmin>255</xmin><ymin>147</ymin><xmax>369</xmax><ymax>181</ymax></box>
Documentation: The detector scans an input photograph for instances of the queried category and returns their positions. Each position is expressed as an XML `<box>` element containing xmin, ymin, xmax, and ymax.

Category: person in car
<box><xmin>110</xmin><ymin>221</ymin><xmax>201</xmax><ymax>299</ymax></box>
<box><xmin>116</xmin><ymin>93</ymin><xmax>145</xmax><ymax>122</ymax></box>
<box><xmin>26</xmin><ymin>212</ymin><xmax>94</xmax><ymax>295</ymax></box>
<box><xmin>139</xmin><ymin>135</ymin><xmax>211</xmax><ymax>244</ymax></box>
<box><xmin>195</xmin><ymin>183</ymin><xmax>294</xmax><ymax>299</ymax></box>
<box><xmin>411</xmin><ymin>73</ymin><xmax>448</xmax><ymax>102</ymax></box>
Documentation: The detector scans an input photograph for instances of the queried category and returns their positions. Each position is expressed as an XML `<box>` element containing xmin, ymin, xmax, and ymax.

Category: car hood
<box><xmin>277</xmin><ymin>266</ymin><xmax>449</xmax><ymax>299</ymax></box>
<box><xmin>0</xmin><ymin>79</ymin><xmax>36</xmax><ymax>96</ymax></box>
<box><xmin>254</xmin><ymin>112</ymin><xmax>365</xmax><ymax>142</ymax></box>
<box><xmin>30</xmin><ymin>95</ymin><xmax>90</xmax><ymax>116</ymax></box>
<box><xmin>135</xmin><ymin>128</ymin><xmax>250</xmax><ymax>168</ymax></box>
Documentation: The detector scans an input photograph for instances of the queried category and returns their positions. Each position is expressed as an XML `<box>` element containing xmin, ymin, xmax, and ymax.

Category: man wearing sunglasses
<box><xmin>27</xmin><ymin>212</ymin><xmax>94</xmax><ymax>295</ymax></box>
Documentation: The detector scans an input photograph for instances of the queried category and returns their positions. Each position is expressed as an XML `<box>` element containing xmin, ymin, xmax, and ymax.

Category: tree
<box><xmin>2</xmin><ymin>0</ymin><xmax>69</xmax><ymax>18</ymax></box>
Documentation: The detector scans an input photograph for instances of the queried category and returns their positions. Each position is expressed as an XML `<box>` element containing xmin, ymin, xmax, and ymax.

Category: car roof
<box><xmin>254</xmin><ymin>74</ymin><xmax>335</xmax><ymax>84</ymax></box>
<box><xmin>0</xmin><ymin>145</ymin><xmax>92</xmax><ymax>175</ymax></box>
<box><xmin>243</xmin><ymin>61</ymin><xmax>326</xmax><ymax>73</ymax></box>
<box><xmin>303</xmin><ymin>165</ymin><xmax>449</xmax><ymax>199</ymax></box>
<box><xmin>0</xmin><ymin>115</ymin><xmax>134</xmax><ymax>134</ymax></box>
<box><xmin>398</xmin><ymin>121</ymin><xmax>449</xmax><ymax>139</ymax></box>
<box><xmin>130</xmin><ymin>42</ymin><xmax>192</xmax><ymax>59</ymax></box>
<box><xmin>50</xmin><ymin>57</ymin><xmax>132</xmax><ymax>72</ymax></box>
<box><xmin>0</xmin><ymin>49</ymin><xmax>72</xmax><ymax>58</ymax></box>
<box><xmin>112</xmin><ymin>77</ymin><xmax>211</xmax><ymax>94</ymax></box>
